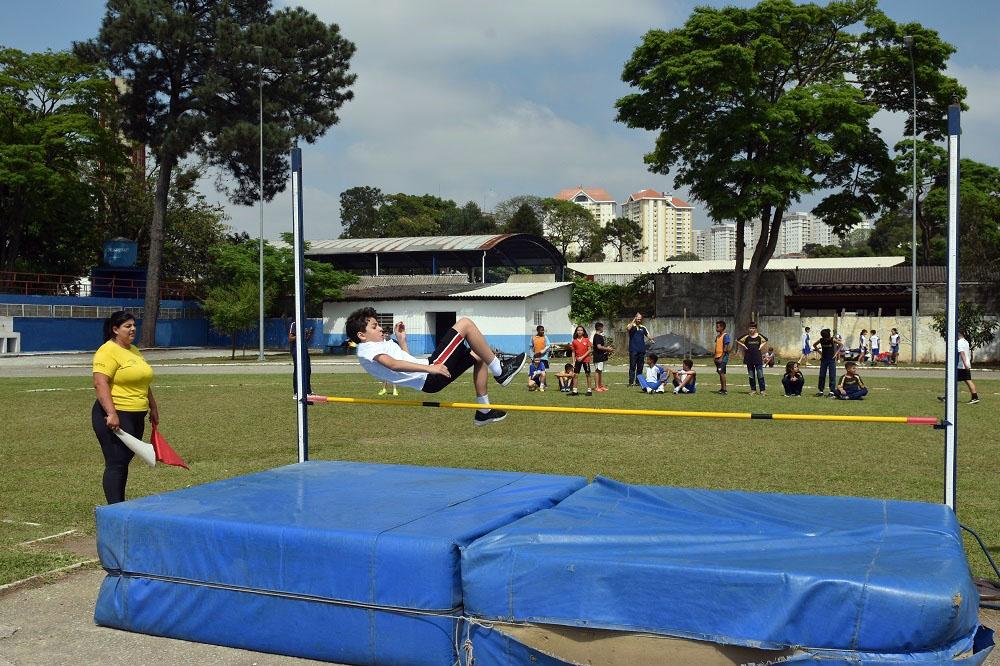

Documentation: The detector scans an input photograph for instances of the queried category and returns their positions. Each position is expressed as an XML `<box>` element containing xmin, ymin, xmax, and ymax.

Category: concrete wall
<box><xmin>609</xmin><ymin>314</ymin><xmax>1000</xmax><ymax>363</ymax></box>
<box><xmin>655</xmin><ymin>272</ymin><xmax>789</xmax><ymax>317</ymax></box>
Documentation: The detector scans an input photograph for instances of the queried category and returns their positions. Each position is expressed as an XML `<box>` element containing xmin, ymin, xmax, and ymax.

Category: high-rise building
<box><xmin>553</xmin><ymin>186</ymin><xmax>617</xmax><ymax>257</ymax></box>
<box><xmin>693</xmin><ymin>229</ymin><xmax>707</xmax><ymax>260</ymax></box>
<box><xmin>620</xmin><ymin>189</ymin><xmax>694</xmax><ymax>261</ymax></box>
<box><xmin>776</xmin><ymin>212</ymin><xmax>816</xmax><ymax>256</ymax></box>
<box><xmin>707</xmin><ymin>222</ymin><xmax>738</xmax><ymax>261</ymax></box>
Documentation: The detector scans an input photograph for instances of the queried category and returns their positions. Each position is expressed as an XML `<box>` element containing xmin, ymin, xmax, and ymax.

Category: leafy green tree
<box><xmin>494</xmin><ymin>195</ymin><xmax>544</xmax><ymax>229</ymax></box>
<box><xmin>206</xmin><ymin>234</ymin><xmax>356</xmax><ymax>317</ymax></box>
<box><xmin>0</xmin><ymin>48</ymin><xmax>126</xmax><ymax>274</ymax></box>
<box><xmin>665</xmin><ymin>252</ymin><xmax>701</xmax><ymax>261</ymax></box>
<box><xmin>603</xmin><ymin>217</ymin><xmax>642</xmax><ymax>261</ymax></box>
<box><xmin>542</xmin><ymin>198</ymin><xmax>597</xmax><ymax>259</ymax></box>
<box><xmin>339</xmin><ymin>185</ymin><xmax>385</xmax><ymax>238</ymax></box>
<box><xmin>440</xmin><ymin>201</ymin><xmax>497</xmax><ymax>235</ymax></box>
<box><xmin>931</xmin><ymin>302</ymin><xmax>999</xmax><ymax>352</ymax></box>
<box><xmin>802</xmin><ymin>243</ymin><xmax>874</xmax><ymax>258</ymax></box>
<box><xmin>569</xmin><ymin>277</ymin><xmax>621</xmax><ymax>324</ymax></box>
<box><xmin>203</xmin><ymin>279</ymin><xmax>274</xmax><ymax>359</ymax></box>
<box><xmin>616</xmin><ymin>0</ymin><xmax>963</xmax><ymax>330</ymax></box>
<box><xmin>504</xmin><ymin>202</ymin><xmax>544</xmax><ymax>236</ymax></box>
<box><xmin>77</xmin><ymin>1</ymin><xmax>356</xmax><ymax>346</ymax></box>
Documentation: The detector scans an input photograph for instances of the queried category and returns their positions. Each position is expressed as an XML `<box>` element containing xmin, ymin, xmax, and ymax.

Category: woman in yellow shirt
<box><xmin>91</xmin><ymin>311</ymin><xmax>158</xmax><ymax>504</ymax></box>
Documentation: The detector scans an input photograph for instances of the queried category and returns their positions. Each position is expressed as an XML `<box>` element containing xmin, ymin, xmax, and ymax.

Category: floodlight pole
<box><xmin>904</xmin><ymin>36</ymin><xmax>918</xmax><ymax>365</ymax></box>
<box><xmin>291</xmin><ymin>145</ymin><xmax>309</xmax><ymax>462</ymax></box>
<box><xmin>255</xmin><ymin>45</ymin><xmax>266</xmax><ymax>362</ymax></box>
<box><xmin>943</xmin><ymin>104</ymin><xmax>960</xmax><ymax>511</ymax></box>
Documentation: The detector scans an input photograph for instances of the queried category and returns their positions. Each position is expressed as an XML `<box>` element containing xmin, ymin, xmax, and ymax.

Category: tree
<box><xmin>504</xmin><ymin>202</ymin><xmax>544</xmax><ymax>236</ymax></box>
<box><xmin>494</xmin><ymin>195</ymin><xmax>544</xmax><ymax>229</ymax></box>
<box><xmin>542</xmin><ymin>198</ymin><xmax>597</xmax><ymax>259</ymax></box>
<box><xmin>802</xmin><ymin>243</ymin><xmax>874</xmax><ymax>258</ymax></box>
<box><xmin>339</xmin><ymin>185</ymin><xmax>385</xmax><ymax>238</ymax></box>
<box><xmin>602</xmin><ymin>217</ymin><xmax>642</xmax><ymax>261</ymax></box>
<box><xmin>0</xmin><ymin>48</ymin><xmax>126</xmax><ymax>274</ymax></box>
<box><xmin>440</xmin><ymin>201</ymin><xmax>497</xmax><ymax>235</ymax></box>
<box><xmin>665</xmin><ymin>252</ymin><xmax>701</xmax><ymax>261</ymax></box>
<box><xmin>203</xmin><ymin>279</ymin><xmax>273</xmax><ymax>359</ymax></box>
<box><xmin>616</xmin><ymin>0</ymin><xmax>963</xmax><ymax>330</ymax></box>
<box><xmin>77</xmin><ymin>1</ymin><xmax>356</xmax><ymax>346</ymax></box>
<box><xmin>931</xmin><ymin>302</ymin><xmax>999</xmax><ymax>352</ymax></box>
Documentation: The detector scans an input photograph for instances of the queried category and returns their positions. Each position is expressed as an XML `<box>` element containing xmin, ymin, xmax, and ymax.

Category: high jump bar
<box><xmin>307</xmin><ymin>395</ymin><xmax>941</xmax><ymax>426</ymax></box>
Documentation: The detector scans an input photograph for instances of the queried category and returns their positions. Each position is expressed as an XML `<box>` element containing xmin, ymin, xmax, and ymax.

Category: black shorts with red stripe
<box><xmin>422</xmin><ymin>327</ymin><xmax>476</xmax><ymax>393</ymax></box>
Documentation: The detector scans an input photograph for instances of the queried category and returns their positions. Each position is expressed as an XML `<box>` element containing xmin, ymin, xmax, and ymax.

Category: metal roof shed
<box><xmin>305</xmin><ymin>234</ymin><xmax>566</xmax><ymax>281</ymax></box>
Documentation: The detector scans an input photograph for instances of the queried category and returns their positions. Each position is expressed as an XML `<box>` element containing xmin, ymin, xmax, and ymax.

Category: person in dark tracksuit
<box><xmin>812</xmin><ymin>328</ymin><xmax>839</xmax><ymax>397</ymax></box>
<box><xmin>736</xmin><ymin>322</ymin><xmax>768</xmax><ymax>395</ymax></box>
<box><xmin>626</xmin><ymin>312</ymin><xmax>653</xmax><ymax>387</ymax></box>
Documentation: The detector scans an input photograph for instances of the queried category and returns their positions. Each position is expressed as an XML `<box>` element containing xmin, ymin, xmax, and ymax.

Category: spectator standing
<box><xmin>713</xmin><ymin>320</ymin><xmax>731</xmax><ymax>395</ymax></box>
<box><xmin>798</xmin><ymin>326</ymin><xmax>812</xmax><ymax>365</ymax></box>
<box><xmin>626</xmin><ymin>312</ymin><xmax>653</xmax><ymax>387</ymax></box>
<box><xmin>812</xmin><ymin>328</ymin><xmax>838</xmax><ymax>397</ymax></box>
<box><xmin>569</xmin><ymin>325</ymin><xmax>594</xmax><ymax>397</ymax></box>
<box><xmin>939</xmin><ymin>331</ymin><xmax>981</xmax><ymax>404</ymax></box>
<box><xmin>736</xmin><ymin>322</ymin><xmax>769</xmax><ymax>395</ymax></box>
<box><xmin>889</xmin><ymin>328</ymin><xmax>901</xmax><ymax>365</ymax></box>
<box><xmin>531</xmin><ymin>325</ymin><xmax>551</xmax><ymax>369</ymax></box>
<box><xmin>592</xmin><ymin>322</ymin><xmax>614</xmax><ymax>392</ymax></box>
<box><xmin>869</xmin><ymin>330</ymin><xmax>881</xmax><ymax>366</ymax></box>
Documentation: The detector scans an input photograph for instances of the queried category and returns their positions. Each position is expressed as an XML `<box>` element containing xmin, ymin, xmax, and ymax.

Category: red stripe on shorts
<box><xmin>433</xmin><ymin>333</ymin><xmax>465</xmax><ymax>365</ymax></box>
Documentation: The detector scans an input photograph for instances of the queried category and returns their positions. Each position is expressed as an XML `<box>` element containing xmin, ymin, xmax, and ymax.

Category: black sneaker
<box><xmin>495</xmin><ymin>353</ymin><xmax>526</xmax><ymax>387</ymax></box>
<box><xmin>474</xmin><ymin>409</ymin><xmax>507</xmax><ymax>426</ymax></box>
<box><xmin>969</xmin><ymin>397</ymin><xmax>980</xmax><ymax>404</ymax></box>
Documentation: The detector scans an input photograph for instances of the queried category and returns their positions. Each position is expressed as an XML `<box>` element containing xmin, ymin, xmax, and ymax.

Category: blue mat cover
<box><xmin>462</xmin><ymin>477</ymin><xmax>992</xmax><ymax>661</ymax></box>
<box><xmin>95</xmin><ymin>461</ymin><xmax>586</xmax><ymax>665</ymax></box>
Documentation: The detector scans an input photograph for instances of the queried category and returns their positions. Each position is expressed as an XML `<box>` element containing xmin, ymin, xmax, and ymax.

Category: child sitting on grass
<box><xmin>527</xmin><ymin>353</ymin><xmax>547</xmax><ymax>391</ymax></box>
<box><xmin>345</xmin><ymin>307</ymin><xmax>525</xmax><ymax>426</ymax></box>
<box><xmin>668</xmin><ymin>359</ymin><xmax>697</xmax><ymax>394</ymax></box>
<box><xmin>555</xmin><ymin>363</ymin><xmax>575</xmax><ymax>392</ymax></box>
<box><xmin>835</xmin><ymin>361</ymin><xmax>868</xmax><ymax>400</ymax></box>
<box><xmin>781</xmin><ymin>361</ymin><xmax>804</xmax><ymax>396</ymax></box>
<box><xmin>638</xmin><ymin>353</ymin><xmax>667</xmax><ymax>393</ymax></box>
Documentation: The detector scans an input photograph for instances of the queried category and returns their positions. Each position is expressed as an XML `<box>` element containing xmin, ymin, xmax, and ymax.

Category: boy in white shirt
<box><xmin>345</xmin><ymin>307</ymin><xmax>526</xmax><ymax>426</ymax></box>
<box><xmin>939</xmin><ymin>331</ymin><xmax>980</xmax><ymax>404</ymax></box>
<box><xmin>869</xmin><ymin>330</ymin><xmax>881</xmax><ymax>365</ymax></box>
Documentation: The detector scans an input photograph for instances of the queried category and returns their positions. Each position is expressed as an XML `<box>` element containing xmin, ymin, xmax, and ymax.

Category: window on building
<box><xmin>534</xmin><ymin>310</ymin><xmax>544</xmax><ymax>326</ymax></box>
<box><xmin>575</xmin><ymin>194</ymin><xmax>589</xmax><ymax>203</ymax></box>
<box><xmin>376</xmin><ymin>312</ymin><xmax>394</xmax><ymax>333</ymax></box>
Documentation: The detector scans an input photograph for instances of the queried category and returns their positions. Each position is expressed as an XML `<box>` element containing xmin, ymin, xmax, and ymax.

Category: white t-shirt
<box><xmin>958</xmin><ymin>338</ymin><xmax>972</xmax><ymax>370</ymax></box>
<box><xmin>356</xmin><ymin>339</ymin><xmax>429</xmax><ymax>390</ymax></box>
<box><xmin>870</xmin><ymin>333</ymin><xmax>880</xmax><ymax>349</ymax></box>
<box><xmin>643</xmin><ymin>364</ymin><xmax>665</xmax><ymax>384</ymax></box>
<box><xmin>890</xmin><ymin>333</ymin><xmax>900</xmax><ymax>347</ymax></box>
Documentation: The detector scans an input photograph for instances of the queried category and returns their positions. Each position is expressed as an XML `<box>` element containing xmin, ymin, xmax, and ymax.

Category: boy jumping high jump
<box><xmin>345</xmin><ymin>307</ymin><xmax>525</xmax><ymax>426</ymax></box>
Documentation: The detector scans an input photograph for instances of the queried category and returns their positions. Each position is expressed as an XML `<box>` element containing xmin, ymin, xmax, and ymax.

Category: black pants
<box><xmin>629</xmin><ymin>351</ymin><xmax>645</xmax><ymax>386</ymax></box>
<box><xmin>291</xmin><ymin>343</ymin><xmax>313</xmax><ymax>395</ymax></box>
<box><xmin>781</xmin><ymin>376</ymin><xmax>803</xmax><ymax>395</ymax></box>
<box><xmin>92</xmin><ymin>401</ymin><xmax>146</xmax><ymax>504</ymax></box>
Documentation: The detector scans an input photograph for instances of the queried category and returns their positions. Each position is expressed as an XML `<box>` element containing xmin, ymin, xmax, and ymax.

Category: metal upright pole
<box><xmin>256</xmin><ymin>46</ymin><xmax>266</xmax><ymax>362</ymax></box>
<box><xmin>291</xmin><ymin>146</ymin><xmax>308</xmax><ymax>462</ymax></box>
<box><xmin>943</xmin><ymin>104</ymin><xmax>960</xmax><ymax>511</ymax></box>
<box><xmin>905</xmin><ymin>36</ymin><xmax>918</xmax><ymax>365</ymax></box>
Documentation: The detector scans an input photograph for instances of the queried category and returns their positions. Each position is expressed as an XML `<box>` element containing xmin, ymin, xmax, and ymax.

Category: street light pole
<box><xmin>255</xmin><ymin>46</ymin><xmax>265</xmax><ymax>362</ymax></box>
<box><xmin>904</xmin><ymin>35</ymin><xmax>917</xmax><ymax>365</ymax></box>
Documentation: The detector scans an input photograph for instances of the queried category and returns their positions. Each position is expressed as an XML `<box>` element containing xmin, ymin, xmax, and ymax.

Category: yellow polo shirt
<box><xmin>92</xmin><ymin>340</ymin><xmax>154</xmax><ymax>411</ymax></box>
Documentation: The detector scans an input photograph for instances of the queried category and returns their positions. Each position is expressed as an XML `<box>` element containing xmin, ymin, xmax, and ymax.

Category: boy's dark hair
<box><xmin>716</xmin><ymin>320</ymin><xmax>726</xmax><ymax>328</ymax></box>
<box><xmin>103</xmin><ymin>310</ymin><xmax>135</xmax><ymax>342</ymax></box>
<box><xmin>682</xmin><ymin>359</ymin><xmax>693</xmax><ymax>369</ymax></box>
<box><xmin>594</xmin><ymin>321</ymin><xmax>604</xmax><ymax>330</ymax></box>
<box><xmin>564</xmin><ymin>363</ymin><xmax>573</xmax><ymax>371</ymax></box>
<box><xmin>533</xmin><ymin>352</ymin><xmax>543</xmax><ymax>359</ymax></box>
<box><xmin>748</xmin><ymin>321</ymin><xmax>757</xmax><ymax>328</ymax></box>
<box><xmin>804</xmin><ymin>326</ymin><xmax>810</xmax><ymax>331</ymax></box>
<box><xmin>785</xmin><ymin>361</ymin><xmax>797</xmax><ymax>375</ymax></box>
<box><xmin>646</xmin><ymin>353</ymin><xmax>658</xmax><ymax>364</ymax></box>
<box><xmin>345</xmin><ymin>307</ymin><xmax>378</xmax><ymax>343</ymax></box>
<box><xmin>845</xmin><ymin>361</ymin><xmax>857</xmax><ymax>370</ymax></box>
<box><xmin>820</xmin><ymin>328</ymin><xmax>832</xmax><ymax>339</ymax></box>
<box><xmin>871</xmin><ymin>329</ymin><xmax>877</xmax><ymax>334</ymax></box>
<box><xmin>536</xmin><ymin>325</ymin><xmax>545</xmax><ymax>334</ymax></box>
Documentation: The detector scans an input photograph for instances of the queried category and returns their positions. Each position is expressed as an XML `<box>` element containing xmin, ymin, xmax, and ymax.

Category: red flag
<box><xmin>151</xmin><ymin>425</ymin><xmax>189</xmax><ymax>469</ymax></box>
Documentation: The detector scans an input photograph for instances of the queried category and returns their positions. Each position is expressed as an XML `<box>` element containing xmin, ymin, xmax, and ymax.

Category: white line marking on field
<box><xmin>16</xmin><ymin>529</ymin><xmax>77</xmax><ymax>547</ymax></box>
<box><xmin>0</xmin><ymin>559</ymin><xmax>100</xmax><ymax>594</ymax></box>
<box><xmin>2</xmin><ymin>519</ymin><xmax>41</xmax><ymax>527</ymax></box>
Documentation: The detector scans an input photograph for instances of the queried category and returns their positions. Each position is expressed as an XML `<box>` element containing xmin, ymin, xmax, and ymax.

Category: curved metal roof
<box><xmin>305</xmin><ymin>234</ymin><xmax>565</xmax><ymax>274</ymax></box>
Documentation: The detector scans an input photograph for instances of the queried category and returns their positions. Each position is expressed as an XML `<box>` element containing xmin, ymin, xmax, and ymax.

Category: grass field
<box><xmin>1</xmin><ymin>367</ymin><xmax>997</xmax><ymax>586</ymax></box>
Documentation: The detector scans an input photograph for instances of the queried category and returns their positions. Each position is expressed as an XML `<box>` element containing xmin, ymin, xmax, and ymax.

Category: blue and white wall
<box><xmin>323</xmin><ymin>284</ymin><xmax>574</xmax><ymax>356</ymax></box>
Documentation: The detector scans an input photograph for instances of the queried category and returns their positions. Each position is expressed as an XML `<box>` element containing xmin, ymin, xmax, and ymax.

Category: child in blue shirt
<box><xmin>527</xmin><ymin>353</ymin><xmax>547</xmax><ymax>391</ymax></box>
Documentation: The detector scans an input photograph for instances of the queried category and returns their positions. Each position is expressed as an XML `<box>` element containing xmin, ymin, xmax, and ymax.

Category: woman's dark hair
<box><xmin>785</xmin><ymin>361</ymin><xmax>797</xmax><ymax>375</ymax></box>
<box><xmin>573</xmin><ymin>325</ymin><xmax>588</xmax><ymax>339</ymax></box>
<box><xmin>103</xmin><ymin>311</ymin><xmax>135</xmax><ymax>342</ymax></box>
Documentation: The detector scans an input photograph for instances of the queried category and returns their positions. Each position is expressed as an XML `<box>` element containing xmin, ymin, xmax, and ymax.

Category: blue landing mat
<box><xmin>95</xmin><ymin>461</ymin><xmax>586</xmax><ymax>665</ymax></box>
<box><xmin>462</xmin><ymin>476</ymin><xmax>990</xmax><ymax>660</ymax></box>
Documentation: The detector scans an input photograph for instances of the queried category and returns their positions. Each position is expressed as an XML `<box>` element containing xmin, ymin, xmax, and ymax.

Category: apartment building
<box><xmin>620</xmin><ymin>189</ymin><xmax>694</xmax><ymax>261</ymax></box>
<box><xmin>553</xmin><ymin>186</ymin><xmax>617</xmax><ymax>257</ymax></box>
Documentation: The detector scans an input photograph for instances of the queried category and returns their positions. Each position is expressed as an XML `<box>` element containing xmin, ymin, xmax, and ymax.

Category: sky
<box><xmin>3</xmin><ymin>0</ymin><xmax>999</xmax><ymax>240</ymax></box>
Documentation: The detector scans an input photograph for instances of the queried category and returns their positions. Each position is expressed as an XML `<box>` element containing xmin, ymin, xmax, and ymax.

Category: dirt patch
<box><xmin>29</xmin><ymin>533</ymin><xmax>98</xmax><ymax>560</ymax></box>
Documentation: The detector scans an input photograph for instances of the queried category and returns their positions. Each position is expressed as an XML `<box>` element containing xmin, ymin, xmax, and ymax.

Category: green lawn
<box><xmin>0</xmin><ymin>370</ymin><xmax>997</xmax><ymax>586</ymax></box>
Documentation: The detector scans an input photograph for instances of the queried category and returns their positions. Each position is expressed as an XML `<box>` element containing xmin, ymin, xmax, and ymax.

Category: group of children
<box><xmin>526</xmin><ymin>322</ymin><xmax>614</xmax><ymax>396</ymax></box>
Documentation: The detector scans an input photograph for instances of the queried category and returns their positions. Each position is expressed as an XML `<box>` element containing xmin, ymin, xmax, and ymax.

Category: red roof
<box><xmin>627</xmin><ymin>189</ymin><xmax>693</xmax><ymax>208</ymax></box>
<box><xmin>554</xmin><ymin>186</ymin><xmax>615</xmax><ymax>203</ymax></box>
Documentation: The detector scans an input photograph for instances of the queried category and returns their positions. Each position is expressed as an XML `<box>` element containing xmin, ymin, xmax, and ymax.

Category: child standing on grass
<box><xmin>569</xmin><ymin>325</ymin><xmax>594</xmax><ymax>396</ymax></box>
<box><xmin>638</xmin><ymin>353</ymin><xmax>667</xmax><ymax>393</ymax></box>
<box><xmin>835</xmin><ymin>361</ymin><xmax>868</xmax><ymax>400</ymax></box>
<box><xmin>592</xmin><ymin>321</ymin><xmax>614</xmax><ymax>392</ymax></box>
<box><xmin>869</xmin><ymin>330</ymin><xmax>881</xmax><ymax>366</ymax></box>
<box><xmin>812</xmin><ymin>328</ymin><xmax>838</xmax><ymax>397</ymax></box>
<box><xmin>345</xmin><ymin>307</ymin><xmax>525</xmax><ymax>426</ymax></box>
<box><xmin>798</xmin><ymin>326</ymin><xmax>811</xmax><ymax>365</ymax></box>
<box><xmin>713</xmin><ymin>320</ymin><xmax>731</xmax><ymax>395</ymax></box>
<box><xmin>737</xmin><ymin>322</ymin><xmax>768</xmax><ymax>395</ymax></box>
<box><xmin>531</xmin><ymin>325</ymin><xmax>551</xmax><ymax>370</ymax></box>
<box><xmin>669</xmin><ymin>359</ymin><xmax>697</xmax><ymax>394</ymax></box>
<box><xmin>890</xmin><ymin>328</ymin><xmax>901</xmax><ymax>365</ymax></box>
<box><xmin>781</xmin><ymin>361</ymin><xmax>804</xmax><ymax>396</ymax></box>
